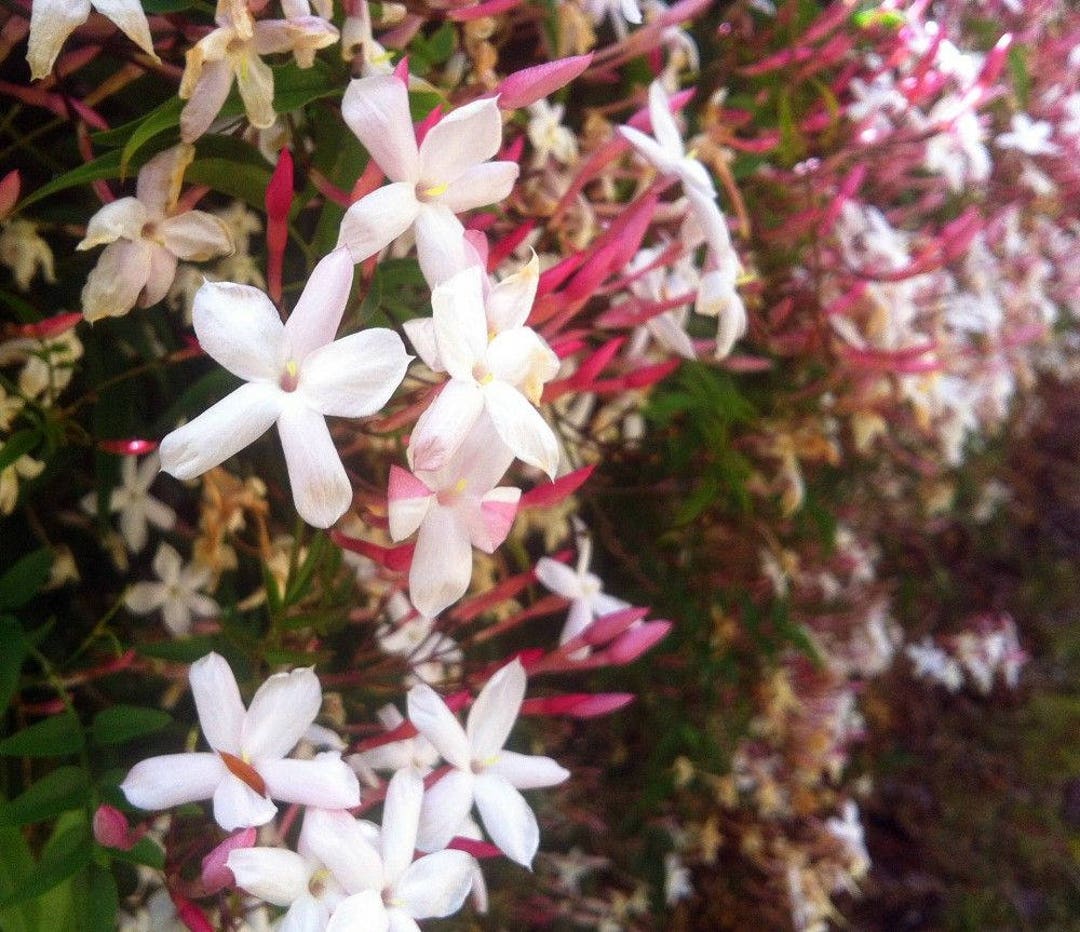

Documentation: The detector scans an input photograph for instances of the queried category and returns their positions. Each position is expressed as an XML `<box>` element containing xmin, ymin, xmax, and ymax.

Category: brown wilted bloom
<box><xmin>463</xmin><ymin>18</ymin><xmax>499</xmax><ymax>90</ymax></box>
<box><xmin>194</xmin><ymin>466</ymin><xmax>269</xmax><ymax>578</ymax></box>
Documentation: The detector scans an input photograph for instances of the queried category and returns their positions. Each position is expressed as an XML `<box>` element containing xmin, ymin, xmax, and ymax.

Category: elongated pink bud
<box><xmin>97</xmin><ymin>439</ymin><xmax>158</xmax><ymax>456</ymax></box>
<box><xmin>521</xmin><ymin>693</ymin><xmax>634</xmax><ymax>717</ymax></box>
<box><xmin>0</xmin><ymin>170</ymin><xmax>19</xmax><ymax>219</ymax></box>
<box><xmin>520</xmin><ymin>466</ymin><xmax>595</xmax><ymax>508</ymax></box>
<box><xmin>201</xmin><ymin>827</ymin><xmax>256</xmax><ymax>895</ymax></box>
<box><xmin>17</xmin><ymin>312</ymin><xmax>82</xmax><ymax>339</ymax></box>
<box><xmin>496</xmin><ymin>54</ymin><xmax>594</xmax><ymax>110</ymax></box>
<box><xmin>330</xmin><ymin>531</ymin><xmax>415</xmax><ymax>571</ymax></box>
<box><xmin>603</xmin><ymin>620</ymin><xmax>672</xmax><ymax>664</ymax></box>
<box><xmin>265</xmin><ymin>149</ymin><xmax>293</xmax><ymax>304</ymax></box>
<box><xmin>582</xmin><ymin>606</ymin><xmax>651</xmax><ymax>647</ymax></box>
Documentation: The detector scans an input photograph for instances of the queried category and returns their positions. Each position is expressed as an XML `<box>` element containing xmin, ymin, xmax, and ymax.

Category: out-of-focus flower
<box><xmin>407</xmin><ymin>658</ymin><xmax>570</xmax><ymax>866</ymax></box>
<box><xmin>0</xmin><ymin>219</ymin><xmax>56</xmax><ymax>291</ymax></box>
<box><xmin>159</xmin><ymin>248</ymin><xmax>410</xmax><ymax>528</ymax></box>
<box><xmin>78</xmin><ymin>145</ymin><xmax>233</xmax><ymax>322</ymax></box>
<box><xmin>995</xmin><ymin>113</ymin><xmax>1061</xmax><ymax>155</ymax></box>
<box><xmin>121</xmin><ymin>652</ymin><xmax>360</xmax><ymax>830</ymax></box>
<box><xmin>527</xmin><ymin>100</ymin><xmax>579</xmax><ymax>166</ymax></box>
<box><xmin>26</xmin><ymin>0</ymin><xmax>158</xmax><ymax>80</ymax></box>
<box><xmin>123</xmin><ymin>542</ymin><xmax>219</xmax><ymax>636</ymax></box>
<box><xmin>81</xmin><ymin>453</ymin><xmax>176</xmax><ymax>554</ymax></box>
<box><xmin>0</xmin><ymin>448</ymin><xmax>44</xmax><ymax>515</ymax></box>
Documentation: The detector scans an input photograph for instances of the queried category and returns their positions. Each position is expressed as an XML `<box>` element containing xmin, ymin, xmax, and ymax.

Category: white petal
<box><xmin>466</xmin><ymin>659</ymin><xmax>525</xmax><ymax>762</ymax></box>
<box><xmin>192</xmin><ymin>279</ymin><xmax>283</xmax><ymax>382</ymax></box>
<box><xmin>159</xmin><ymin>212</ymin><xmax>234</xmax><ymax>262</ymax></box>
<box><xmin>234</xmin><ymin>48</ymin><xmax>276</xmax><ymax>130</ymax></box>
<box><xmin>439</xmin><ymin>162</ymin><xmax>519</xmax><ymax>214</ymax></box>
<box><xmin>227</xmin><ymin>847</ymin><xmax>310</xmax><ymax>907</ymax></box>
<box><xmin>473</xmin><ymin>773</ymin><xmax>539</xmax><ymax>867</ymax></box>
<box><xmin>336</xmin><ymin>183</ymin><xmax>419</xmax><ymax>264</ymax></box>
<box><xmin>418</xmin><ymin>97</ymin><xmax>503</xmax><ymax>188</ymax></box>
<box><xmin>342</xmin><ymin>75</ymin><xmax>420</xmax><ymax>183</ymax></box>
<box><xmin>159</xmin><ymin>382</ymin><xmax>283</xmax><ymax>480</ymax></box>
<box><xmin>647</xmin><ymin>80</ymin><xmax>684</xmax><ymax>159</ymax></box>
<box><xmin>534</xmin><ymin>558</ymin><xmax>583</xmax><ymax>599</ymax></box>
<box><xmin>135</xmin><ymin>144</ymin><xmax>192</xmax><ymax>215</ymax></box>
<box><xmin>78</xmin><ymin>198</ymin><xmax>147</xmax><ymax>250</ymax></box>
<box><xmin>407</xmin><ymin>380</ymin><xmax>485</xmax><ymax>474</ymax></box>
<box><xmin>81</xmin><ymin>240</ymin><xmax>152</xmax><ymax>322</ymax></box>
<box><xmin>619</xmin><ymin>125</ymin><xmax>679</xmax><ymax>176</ymax></box>
<box><xmin>466</xmin><ymin>486</ymin><xmax>520</xmax><ymax>554</ymax></box>
<box><xmin>189</xmin><ymin>652</ymin><xmax>247</xmax><ymax>753</ymax></box>
<box><xmin>285</xmin><ymin>248</ymin><xmax>354</xmax><ymax>362</ymax></box>
<box><xmin>275</xmin><ymin>402</ymin><xmax>352</xmax><ymax>527</ymax></box>
<box><xmin>120</xmin><ymin>752</ymin><xmax>224</xmax><ymax>811</ymax></box>
<box><xmin>648</xmin><ymin>312</ymin><xmax>696</xmax><ymax>359</ymax></box>
<box><xmin>243</xmin><ymin>666</ymin><xmax>321</xmax><ymax>761</ymax></box>
<box><xmin>483</xmin><ymin>381</ymin><xmax>560</xmax><ymax>478</ymax></box>
<box><xmin>326</xmin><ymin>891</ymin><xmax>389</xmax><ymax>932</ymax></box>
<box><xmin>140</xmin><ymin>244</ymin><xmax>177</xmax><ymax>308</ymax></box>
<box><xmin>432</xmin><ymin>266</ymin><xmax>487</xmax><ymax>379</ymax></box>
<box><xmin>415</xmin><ymin>769</ymin><xmax>474</xmax><ymax>852</ymax></box>
<box><xmin>260</xmin><ymin>754</ymin><xmax>361</xmax><ymax>810</ymax></box>
<box><xmin>151</xmin><ymin>541</ymin><xmax>182</xmax><ymax>584</ymax></box>
<box><xmin>27</xmin><ymin>0</ymin><xmax>90</xmax><ymax>80</ymax></box>
<box><xmin>161</xmin><ymin>599</ymin><xmax>194</xmax><ymax>637</ymax></box>
<box><xmin>406</xmin><ymin>684</ymin><xmax>471</xmax><ymax>771</ymax></box>
<box><xmin>685</xmin><ymin>186</ymin><xmax>733</xmax><ymax>259</ymax></box>
<box><xmin>485</xmin><ymin>327</ymin><xmax>559</xmax><ymax>392</ymax></box>
<box><xmin>486</xmin><ymin>750</ymin><xmax>569</xmax><ymax>789</ymax></box>
<box><xmin>299</xmin><ymin>328</ymin><xmax>409</xmax><ymax>418</ymax></box>
<box><xmin>394</xmin><ymin>850</ymin><xmax>474</xmax><ymax>919</ymax></box>
<box><xmin>560</xmin><ymin>598</ymin><xmax>593</xmax><ymax>645</ymax></box>
<box><xmin>401</xmin><ymin>318</ymin><xmax>443</xmax><ymax>372</ymax></box>
<box><xmin>381</xmin><ymin>769</ymin><xmax>424</xmax><ymax>885</ymax></box>
<box><xmin>409</xmin><ymin>502</ymin><xmax>473</xmax><ymax>618</ymax></box>
<box><xmin>123</xmin><ymin>582</ymin><xmax>165</xmax><ymax>615</ymax></box>
<box><xmin>279</xmin><ymin>896</ymin><xmax>326</xmax><ymax>932</ymax></box>
<box><xmin>144</xmin><ymin>496</ymin><xmax>177</xmax><ymax>533</ymax></box>
<box><xmin>486</xmin><ymin>254</ymin><xmax>539</xmax><ymax>332</ymax></box>
<box><xmin>387</xmin><ymin>466</ymin><xmax>434</xmax><ymax>541</ymax></box>
<box><xmin>92</xmin><ymin>0</ymin><xmax>158</xmax><ymax>60</ymax></box>
<box><xmin>413</xmin><ymin>205</ymin><xmax>470</xmax><ymax>288</ymax></box>
<box><xmin>451</xmin><ymin>412</ymin><xmax>515</xmax><ymax>492</ymax></box>
<box><xmin>180</xmin><ymin>59</ymin><xmax>234</xmax><ymax>143</ymax></box>
<box><xmin>387</xmin><ymin>913</ymin><xmax>421</xmax><ymax>932</ymax></box>
<box><xmin>300</xmin><ymin>809</ymin><xmax>383</xmax><ymax>895</ymax></box>
<box><xmin>213</xmin><ymin>772</ymin><xmax>278</xmax><ymax>831</ymax></box>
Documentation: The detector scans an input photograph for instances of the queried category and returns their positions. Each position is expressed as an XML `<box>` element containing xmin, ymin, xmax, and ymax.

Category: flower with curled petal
<box><xmin>121</xmin><ymin>652</ymin><xmax>360</xmax><ymax>831</ymax></box>
<box><xmin>27</xmin><ymin>0</ymin><xmax>159</xmax><ymax>81</ymax></box>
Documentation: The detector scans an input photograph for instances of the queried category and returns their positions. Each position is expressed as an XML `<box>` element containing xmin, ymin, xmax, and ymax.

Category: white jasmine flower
<box><xmin>0</xmin><ymin>219</ymin><xmax>56</xmax><ymax>291</ymax></box>
<box><xmin>26</xmin><ymin>0</ymin><xmax>158</xmax><ymax>80</ymax></box>
<box><xmin>996</xmin><ymin>113</ymin><xmax>1061</xmax><ymax>156</ymax></box>
<box><xmin>123</xmin><ymin>542</ymin><xmax>218</xmax><ymax>636</ymax></box>
<box><xmin>81</xmin><ymin>453</ymin><xmax>176</xmax><ymax>554</ymax></box>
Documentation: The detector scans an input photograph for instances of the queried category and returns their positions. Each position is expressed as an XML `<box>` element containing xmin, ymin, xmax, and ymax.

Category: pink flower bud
<box><xmin>201</xmin><ymin>827</ymin><xmax>257</xmax><ymax>895</ymax></box>
<box><xmin>603</xmin><ymin>620</ymin><xmax>672</xmax><ymax>664</ymax></box>
<box><xmin>521</xmin><ymin>692</ymin><xmax>635</xmax><ymax>718</ymax></box>
<box><xmin>93</xmin><ymin>804</ymin><xmax>136</xmax><ymax>850</ymax></box>
<box><xmin>520</xmin><ymin>466</ymin><xmax>595</xmax><ymax>509</ymax></box>
<box><xmin>582</xmin><ymin>606</ymin><xmax>650</xmax><ymax>647</ymax></box>
<box><xmin>0</xmin><ymin>170</ymin><xmax>19</xmax><ymax>220</ymax></box>
<box><xmin>495</xmin><ymin>54</ymin><xmax>593</xmax><ymax>110</ymax></box>
<box><xmin>97</xmin><ymin>439</ymin><xmax>159</xmax><ymax>456</ymax></box>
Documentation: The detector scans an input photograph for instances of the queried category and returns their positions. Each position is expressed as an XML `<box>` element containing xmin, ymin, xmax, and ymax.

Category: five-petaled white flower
<box><xmin>27</xmin><ymin>0</ymin><xmax>158</xmax><ymax>81</ymax></box>
<box><xmin>121</xmin><ymin>652</ymin><xmax>360</xmax><ymax>831</ymax></box>
<box><xmin>123</xmin><ymin>542</ymin><xmax>217</xmax><ymax>636</ymax></box>
<box><xmin>159</xmin><ymin>247</ymin><xmax>410</xmax><ymax>528</ymax></box>
<box><xmin>406</xmin><ymin>262</ymin><xmax>560</xmax><ymax>477</ymax></box>
<box><xmin>78</xmin><ymin>145</ymin><xmax>234</xmax><ymax>323</ymax></box>
<box><xmin>338</xmin><ymin>74</ymin><xmax>519</xmax><ymax>285</ymax></box>
<box><xmin>81</xmin><ymin>453</ymin><xmax>176</xmax><ymax>554</ymax></box>
<box><xmin>407</xmin><ymin>658</ymin><xmax>570</xmax><ymax>866</ymax></box>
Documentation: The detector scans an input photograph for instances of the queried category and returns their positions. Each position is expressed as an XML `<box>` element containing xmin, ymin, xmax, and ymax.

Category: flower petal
<box><xmin>227</xmin><ymin>847</ymin><xmax>310</xmax><ymax>907</ymax></box>
<box><xmin>299</xmin><ymin>328</ymin><xmax>409</xmax><ymax>418</ymax></box>
<box><xmin>279</xmin><ymin>896</ymin><xmax>326</xmax><ymax>932</ymax></box>
<box><xmin>413</xmin><ymin>204</ymin><xmax>470</xmax><ymax>287</ymax></box>
<box><xmin>407</xmin><ymin>380</ymin><xmax>485</xmax><ymax>474</ymax></box>
<box><xmin>409</xmin><ymin>501</ymin><xmax>473</xmax><ymax>617</ymax></box>
<box><xmin>486</xmin><ymin>254</ymin><xmax>539</xmax><ymax>332</ymax></box>
<box><xmin>135</xmin><ymin>144</ymin><xmax>192</xmax><ymax>215</ymax></box>
<box><xmin>260</xmin><ymin>754</ymin><xmax>361</xmax><ymax>810</ymax></box>
<box><xmin>432</xmin><ymin>266</ymin><xmax>487</xmax><ymax>380</ymax></box>
<box><xmin>81</xmin><ymin>240</ymin><xmax>152</xmax><ymax>322</ymax></box>
<box><xmin>181</xmin><ymin>59</ymin><xmax>234</xmax><ymax>143</ymax></box>
<box><xmin>466</xmin><ymin>659</ymin><xmax>525</xmax><ymax>761</ymax></box>
<box><xmin>159</xmin><ymin>212</ymin><xmax>234</xmax><ymax>262</ymax></box>
<box><xmin>486</xmin><ymin>750</ymin><xmax>569</xmax><ymax>789</ymax></box>
<box><xmin>387</xmin><ymin>466</ymin><xmax>434</xmax><ymax>542</ymax></box>
<box><xmin>121</xmin><ymin>752</ymin><xmax>224</xmax><ymax>812</ymax></box>
<box><xmin>192</xmin><ymin>280</ymin><xmax>284</xmax><ymax>381</ymax></box>
<box><xmin>342</xmin><ymin>75</ymin><xmax>420</xmax><ymax>183</ymax></box>
<box><xmin>123</xmin><ymin>582</ymin><xmax>165</xmax><ymax>615</ymax></box>
<box><xmin>234</xmin><ymin>48</ymin><xmax>276</xmax><ymax>130</ymax></box>
<box><xmin>647</xmin><ymin>80</ymin><xmax>684</xmax><ymax>160</ymax></box>
<box><xmin>485</xmin><ymin>327</ymin><xmax>559</xmax><ymax>395</ymax></box>
<box><xmin>77</xmin><ymin>198</ymin><xmax>148</xmax><ymax>250</ymax></box>
<box><xmin>381</xmin><ymin>769</ymin><xmax>424</xmax><ymax>885</ymax></box>
<box><xmin>438</xmin><ymin>162</ymin><xmax>519</xmax><ymax>214</ymax></box>
<box><xmin>337</xmin><ymin>183</ymin><xmax>419</xmax><ymax>263</ymax></box>
<box><xmin>284</xmin><ymin>248</ymin><xmax>354</xmax><ymax>362</ymax></box>
<box><xmin>483</xmin><ymin>380</ymin><xmax>560</xmax><ymax>478</ymax></box>
<box><xmin>300</xmin><ymin>808</ymin><xmax>383</xmax><ymax>895</ymax></box>
<box><xmin>618</xmin><ymin>125</ymin><xmax>678</xmax><ymax>176</ymax></box>
<box><xmin>92</xmin><ymin>0</ymin><xmax>159</xmax><ymax>60</ymax></box>
<box><xmin>534</xmin><ymin>558</ymin><xmax>582</xmax><ymax>599</ymax></box>
<box><xmin>276</xmin><ymin>402</ymin><xmax>352</xmax><ymax>528</ymax></box>
<box><xmin>213</xmin><ymin>772</ymin><xmax>278</xmax><ymax>831</ymax></box>
<box><xmin>27</xmin><ymin>0</ymin><xmax>90</xmax><ymax>79</ymax></box>
<box><xmin>242</xmin><ymin>666</ymin><xmax>321</xmax><ymax>761</ymax></box>
<box><xmin>418</xmin><ymin>97</ymin><xmax>503</xmax><ymax>188</ymax></box>
<box><xmin>394</xmin><ymin>850</ymin><xmax>474</xmax><ymax>919</ymax></box>
<box><xmin>159</xmin><ymin>382</ymin><xmax>283</xmax><ymax>480</ymax></box>
<box><xmin>190</xmin><ymin>652</ymin><xmax>246</xmax><ymax>754</ymax></box>
<box><xmin>139</xmin><ymin>245</ymin><xmax>178</xmax><ymax>308</ymax></box>
<box><xmin>406</xmin><ymin>684</ymin><xmax>471</xmax><ymax>771</ymax></box>
<box><xmin>415</xmin><ymin>769</ymin><xmax>475</xmax><ymax>853</ymax></box>
<box><xmin>473</xmin><ymin>773</ymin><xmax>539</xmax><ymax>867</ymax></box>
<box><xmin>401</xmin><ymin>318</ymin><xmax>443</xmax><ymax>372</ymax></box>
<box><xmin>467</xmin><ymin>486</ymin><xmax>520</xmax><ymax>553</ymax></box>
<box><xmin>326</xmin><ymin>890</ymin><xmax>389</xmax><ymax>932</ymax></box>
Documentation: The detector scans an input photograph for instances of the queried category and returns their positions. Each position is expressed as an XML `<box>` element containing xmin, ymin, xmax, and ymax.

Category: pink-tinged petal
<box><xmin>242</xmin><ymin>666</ymin><xmax>321</xmax><ymax>761</ymax></box>
<box><xmin>496</xmin><ymin>55</ymin><xmax>592</xmax><ymax>110</ymax></box>
<box><xmin>473</xmin><ymin>773</ymin><xmax>538</xmax><ymax>867</ymax></box>
<box><xmin>337</xmin><ymin>182</ymin><xmax>419</xmax><ymax>263</ymax></box>
<box><xmin>326</xmin><ymin>891</ymin><xmax>389</xmax><ymax>932</ymax></box>
<box><xmin>618</xmin><ymin>125</ymin><xmax>678</xmax><ymax>176</ymax></box>
<box><xmin>466</xmin><ymin>659</ymin><xmax>525</xmax><ymax>761</ymax></box>
<box><xmin>482</xmin><ymin>381</ymin><xmax>560</xmax><ymax>478</ymax></box>
<box><xmin>27</xmin><ymin>0</ymin><xmax>90</xmax><ymax>79</ymax></box>
<box><xmin>234</xmin><ymin>49</ymin><xmax>276</xmax><ymax>129</ymax></box>
<box><xmin>485</xmin><ymin>327</ymin><xmax>559</xmax><ymax>394</ymax></box>
<box><xmin>438</xmin><ymin>162</ymin><xmax>519</xmax><ymax>214</ymax></box>
<box><xmin>413</xmin><ymin>204</ymin><xmax>471</xmax><ymax>288</ymax></box>
<box><xmin>192</xmin><ymin>280</ymin><xmax>283</xmax><ymax>381</ymax></box>
<box><xmin>159</xmin><ymin>212</ymin><xmax>234</xmax><ymax>262</ymax></box>
<box><xmin>213</xmin><ymin>772</ymin><xmax>278</xmax><ymax>831</ymax></box>
<box><xmin>276</xmin><ymin>402</ymin><xmax>352</xmax><ymax>528</ymax></box>
<box><xmin>432</xmin><ymin>266</ymin><xmax>487</xmax><ymax>378</ymax></box>
<box><xmin>284</xmin><ymin>248</ymin><xmax>353</xmax><ymax>361</ymax></box>
<box><xmin>190</xmin><ymin>652</ymin><xmax>246</xmax><ymax>753</ymax></box>
<box><xmin>259</xmin><ymin>754</ymin><xmax>361</xmax><ymax>809</ymax></box>
<box><xmin>300</xmin><ymin>809</ymin><xmax>383</xmax><ymax>895</ymax></box>
<box><xmin>181</xmin><ymin>59</ymin><xmax>234</xmax><ymax>143</ymax></box>
<box><xmin>387</xmin><ymin>466</ymin><xmax>434</xmax><ymax>541</ymax></box>
<box><xmin>253</xmin><ymin>17</ymin><xmax>338</xmax><ymax>56</ymax></box>
<box><xmin>299</xmin><ymin>328</ymin><xmax>410</xmax><ymax>418</ymax></box>
<box><xmin>409</xmin><ymin>501</ymin><xmax>473</xmax><ymax>617</ymax></box>
<box><xmin>394</xmin><ymin>850</ymin><xmax>474</xmax><ymax>919</ymax></box>
<box><xmin>81</xmin><ymin>240</ymin><xmax>152</xmax><ymax>322</ymax></box>
<box><xmin>342</xmin><ymin>75</ymin><xmax>420</xmax><ymax>182</ymax></box>
<box><xmin>227</xmin><ymin>847</ymin><xmax>309</xmax><ymax>907</ymax></box>
<box><xmin>485</xmin><ymin>254</ymin><xmax>539</xmax><ymax>332</ymax></box>
<box><xmin>92</xmin><ymin>0</ymin><xmax>159</xmax><ymax>61</ymax></box>
<box><xmin>647</xmin><ymin>80</ymin><xmax>683</xmax><ymax>159</ymax></box>
<box><xmin>401</xmin><ymin>318</ymin><xmax>443</xmax><ymax>372</ymax></box>
<box><xmin>202</xmin><ymin>827</ymin><xmax>257</xmax><ymax>894</ymax></box>
<box><xmin>468</xmin><ymin>486</ymin><xmax>520</xmax><ymax>553</ymax></box>
<box><xmin>139</xmin><ymin>245</ymin><xmax>178</xmax><ymax>309</ymax></box>
<box><xmin>418</xmin><ymin>98</ymin><xmax>503</xmax><ymax>188</ymax></box>
<box><xmin>136</xmin><ymin>144</ymin><xmax>192</xmax><ymax>215</ymax></box>
<box><xmin>406</xmin><ymin>684</ymin><xmax>471</xmax><ymax>770</ymax></box>
<box><xmin>534</xmin><ymin>558</ymin><xmax>582</xmax><ymax>599</ymax></box>
<box><xmin>415</xmin><ymin>769</ymin><xmax>474</xmax><ymax>852</ymax></box>
<box><xmin>381</xmin><ymin>769</ymin><xmax>424</xmax><ymax>885</ymax></box>
<box><xmin>159</xmin><ymin>382</ymin><xmax>283</xmax><ymax>480</ymax></box>
<box><xmin>77</xmin><ymin>197</ymin><xmax>147</xmax><ymax>250</ymax></box>
<box><xmin>120</xmin><ymin>752</ymin><xmax>224</xmax><ymax>812</ymax></box>
<box><xmin>408</xmin><ymin>380</ymin><xmax>484</xmax><ymax>474</ymax></box>
<box><xmin>485</xmin><ymin>750</ymin><xmax>569</xmax><ymax>789</ymax></box>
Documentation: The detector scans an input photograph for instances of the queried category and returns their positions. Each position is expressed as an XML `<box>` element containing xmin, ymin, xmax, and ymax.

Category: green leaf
<box><xmin>0</xmin><ymin>768</ymin><xmax>90</xmax><ymax>827</ymax></box>
<box><xmin>185</xmin><ymin>158</ymin><xmax>274</xmax><ymax>212</ymax></box>
<box><xmin>86</xmin><ymin>864</ymin><xmax>118</xmax><ymax>932</ymax></box>
<box><xmin>0</xmin><ymin>429</ymin><xmax>41</xmax><ymax>473</ymax></box>
<box><xmin>91</xmin><ymin>706</ymin><xmax>172</xmax><ymax>746</ymax></box>
<box><xmin>0</xmin><ymin>714</ymin><xmax>84</xmax><ymax>758</ymax></box>
<box><xmin>115</xmin><ymin>98</ymin><xmax>184</xmax><ymax>174</ymax></box>
<box><xmin>107</xmin><ymin>836</ymin><xmax>165</xmax><ymax>871</ymax></box>
<box><xmin>0</xmin><ymin>616</ymin><xmax>26</xmax><ymax>713</ymax></box>
<box><xmin>142</xmin><ymin>0</ymin><xmax>196</xmax><ymax>11</ymax></box>
<box><xmin>0</xmin><ymin>811</ymin><xmax>36</xmax><ymax>932</ymax></box>
<box><xmin>15</xmin><ymin>151</ymin><xmax>123</xmax><ymax>211</ymax></box>
<box><xmin>0</xmin><ymin>822</ymin><xmax>92</xmax><ymax>910</ymax></box>
<box><xmin>0</xmin><ymin>549</ymin><xmax>52</xmax><ymax>611</ymax></box>
<box><xmin>136</xmin><ymin>636</ymin><xmax>216</xmax><ymax>664</ymax></box>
